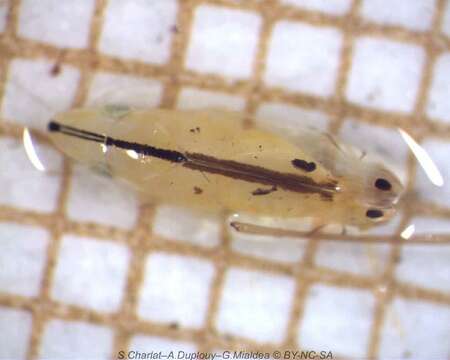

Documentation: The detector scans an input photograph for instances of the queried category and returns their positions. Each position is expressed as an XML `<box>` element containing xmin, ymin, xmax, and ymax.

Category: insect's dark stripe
<box><xmin>184</xmin><ymin>153</ymin><xmax>337</xmax><ymax>198</ymax></box>
<box><xmin>107</xmin><ymin>138</ymin><xmax>187</xmax><ymax>162</ymax></box>
<box><xmin>48</xmin><ymin>121</ymin><xmax>105</xmax><ymax>143</ymax></box>
<box><xmin>48</xmin><ymin>121</ymin><xmax>187</xmax><ymax>163</ymax></box>
<box><xmin>48</xmin><ymin>121</ymin><xmax>337</xmax><ymax>198</ymax></box>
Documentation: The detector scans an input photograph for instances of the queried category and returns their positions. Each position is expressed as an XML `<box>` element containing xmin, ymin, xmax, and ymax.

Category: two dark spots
<box><xmin>367</xmin><ymin>178</ymin><xmax>392</xmax><ymax>219</ymax></box>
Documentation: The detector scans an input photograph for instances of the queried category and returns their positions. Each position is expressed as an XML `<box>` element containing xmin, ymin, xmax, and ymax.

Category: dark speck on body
<box><xmin>252</xmin><ymin>186</ymin><xmax>277</xmax><ymax>196</ymax></box>
<box><xmin>292</xmin><ymin>158</ymin><xmax>316</xmax><ymax>172</ymax></box>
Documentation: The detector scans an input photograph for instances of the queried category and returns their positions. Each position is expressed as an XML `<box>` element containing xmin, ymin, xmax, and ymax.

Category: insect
<box><xmin>47</xmin><ymin>105</ymin><xmax>404</xmax><ymax>233</ymax></box>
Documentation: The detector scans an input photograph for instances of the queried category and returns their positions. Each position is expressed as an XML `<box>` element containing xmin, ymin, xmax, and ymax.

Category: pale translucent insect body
<box><xmin>48</xmin><ymin>106</ymin><xmax>403</xmax><ymax>231</ymax></box>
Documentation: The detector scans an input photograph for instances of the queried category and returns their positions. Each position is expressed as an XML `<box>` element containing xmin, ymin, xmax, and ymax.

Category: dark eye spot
<box><xmin>375</xmin><ymin>178</ymin><xmax>392</xmax><ymax>191</ymax></box>
<box><xmin>366</xmin><ymin>209</ymin><xmax>384</xmax><ymax>219</ymax></box>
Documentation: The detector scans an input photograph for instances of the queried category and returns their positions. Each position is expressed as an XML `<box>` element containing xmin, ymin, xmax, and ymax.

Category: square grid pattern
<box><xmin>0</xmin><ymin>0</ymin><xmax>449</xmax><ymax>359</ymax></box>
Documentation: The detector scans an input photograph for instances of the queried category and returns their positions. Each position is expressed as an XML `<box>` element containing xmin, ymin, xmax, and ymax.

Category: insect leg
<box><xmin>229</xmin><ymin>221</ymin><xmax>450</xmax><ymax>245</ymax></box>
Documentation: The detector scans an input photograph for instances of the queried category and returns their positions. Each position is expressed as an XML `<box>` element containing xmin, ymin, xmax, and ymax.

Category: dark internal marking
<box><xmin>189</xmin><ymin>127</ymin><xmax>201</xmax><ymax>134</ymax></box>
<box><xmin>48</xmin><ymin>121</ymin><xmax>338</xmax><ymax>198</ymax></box>
<box><xmin>291</xmin><ymin>159</ymin><xmax>316</xmax><ymax>172</ymax></box>
<box><xmin>252</xmin><ymin>186</ymin><xmax>277</xmax><ymax>196</ymax></box>
<box><xmin>48</xmin><ymin>121</ymin><xmax>187</xmax><ymax>163</ymax></box>
<box><xmin>375</xmin><ymin>178</ymin><xmax>392</xmax><ymax>191</ymax></box>
<box><xmin>193</xmin><ymin>186</ymin><xmax>203</xmax><ymax>194</ymax></box>
<box><xmin>184</xmin><ymin>153</ymin><xmax>337</xmax><ymax>198</ymax></box>
<box><xmin>366</xmin><ymin>209</ymin><xmax>384</xmax><ymax>219</ymax></box>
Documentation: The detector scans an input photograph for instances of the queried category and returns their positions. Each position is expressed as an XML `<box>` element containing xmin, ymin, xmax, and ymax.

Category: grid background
<box><xmin>0</xmin><ymin>0</ymin><xmax>450</xmax><ymax>359</ymax></box>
